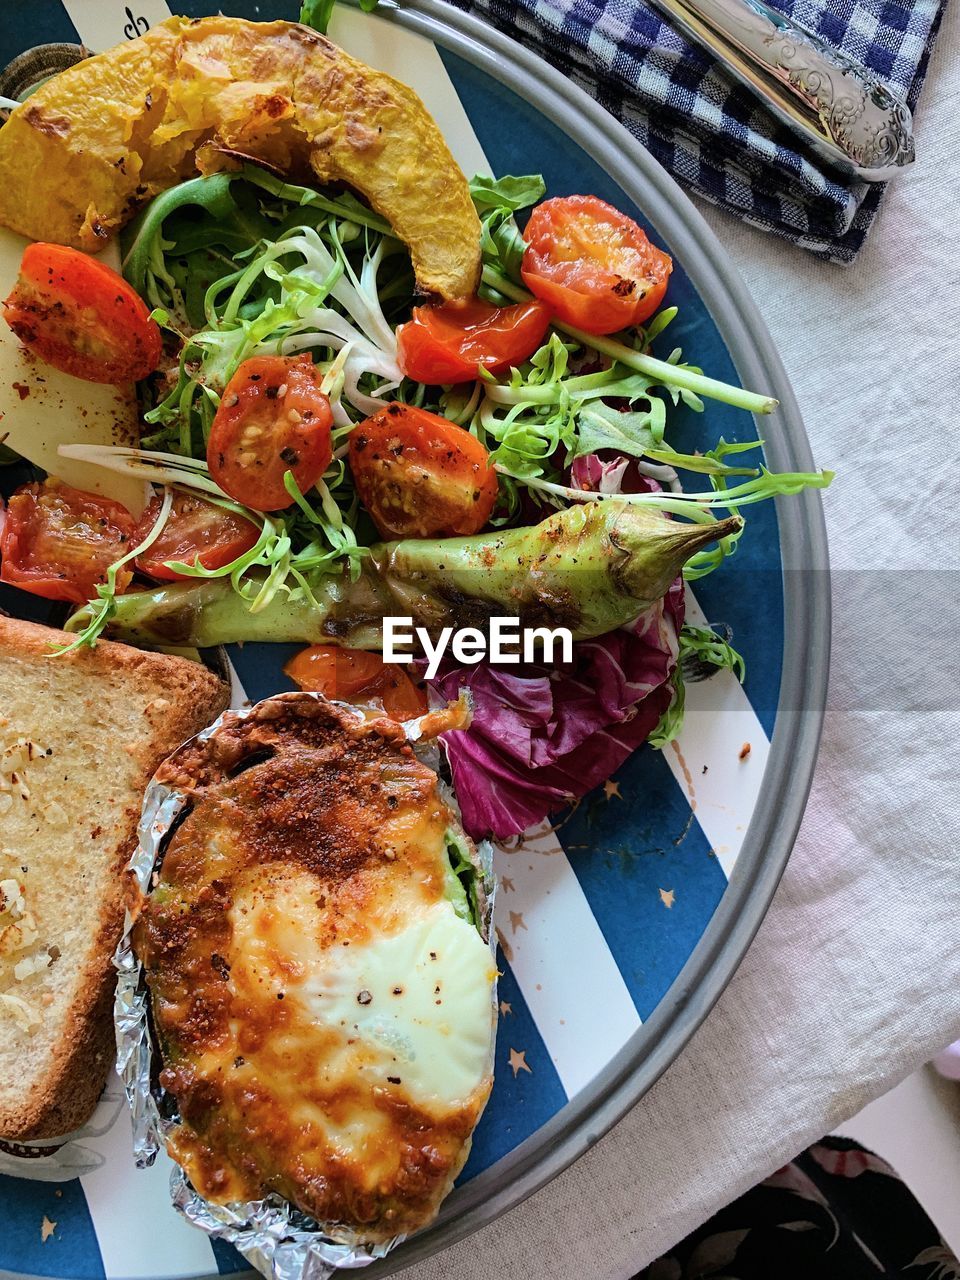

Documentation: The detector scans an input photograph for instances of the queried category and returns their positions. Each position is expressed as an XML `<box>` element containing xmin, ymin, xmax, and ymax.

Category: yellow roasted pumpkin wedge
<box><xmin>0</xmin><ymin>16</ymin><xmax>481</xmax><ymax>300</ymax></box>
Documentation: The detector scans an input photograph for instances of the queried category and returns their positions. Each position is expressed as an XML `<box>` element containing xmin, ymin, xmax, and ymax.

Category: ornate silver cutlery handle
<box><xmin>647</xmin><ymin>0</ymin><xmax>915</xmax><ymax>180</ymax></box>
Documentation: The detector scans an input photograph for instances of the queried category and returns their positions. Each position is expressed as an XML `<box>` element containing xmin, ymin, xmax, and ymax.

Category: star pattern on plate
<box><xmin>41</xmin><ymin>1217</ymin><xmax>56</xmax><ymax>1244</ymax></box>
<box><xmin>508</xmin><ymin>1047</ymin><xmax>532</xmax><ymax>1076</ymax></box>
<box><xmin>660</xmin><ymin>888</ymin><xmax>676</xmax><ymax>909</ymax></box>
<box><xmin>499</xmin><ymin>1000</ymin><xmax>513</xmax><ymax>1017</ymax></box>
<box><xmin>500</xmin><ymin>875</ymin><xmax>515</xmax><ymax>893</ymax></box>
<box><xmin>509</xmin><ymin>909</ymin><xmax>528</xmax><ymax>934</ymax></box>
<box><xmin>603</xmin><ymin>779</ymin><xmax>622</xmax><ymax>800</ymax></box>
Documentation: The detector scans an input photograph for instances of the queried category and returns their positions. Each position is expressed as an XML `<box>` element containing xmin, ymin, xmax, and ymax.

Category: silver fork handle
<box><xmin>647</xmin><ymin>0</ymin><xmax>915</xmax><ymax>181</ymax></box>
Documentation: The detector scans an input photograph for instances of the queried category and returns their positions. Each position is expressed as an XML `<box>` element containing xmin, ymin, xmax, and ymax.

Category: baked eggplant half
<box><xmin>131</xmin><ymin>692</ymin><xmax>496</xmax><ymax>1243</ymax></box>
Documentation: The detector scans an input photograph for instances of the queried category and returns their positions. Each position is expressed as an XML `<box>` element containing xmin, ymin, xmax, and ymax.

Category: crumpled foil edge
<box><xmin>113</xmin><ymin>694</ymin><xmax>497</xmax><ymax>1280</ymax></box>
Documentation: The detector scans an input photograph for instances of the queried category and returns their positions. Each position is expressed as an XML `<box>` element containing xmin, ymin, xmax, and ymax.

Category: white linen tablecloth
<box><xmin>405</xmin><ymin>7</ymin><xmax>960</xmax><ymax>1276</ymax></box>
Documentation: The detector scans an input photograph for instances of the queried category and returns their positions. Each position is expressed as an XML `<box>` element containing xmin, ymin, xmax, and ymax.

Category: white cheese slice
<box><xmin>231</xmin><ymin>883</ymin><xmax>497</xmax><ymax>1118</ymax></box>
<box><xmin>0</xmin><ymin>228</ymin><xmax>147</xmax><ymax>513</ymax></box>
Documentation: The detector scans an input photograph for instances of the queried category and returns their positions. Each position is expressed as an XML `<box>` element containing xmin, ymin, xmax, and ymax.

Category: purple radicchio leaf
<box><xmin>426</xmin><ymin>577</ymin><xmax>684</xmax><ymax>840</ymax></box>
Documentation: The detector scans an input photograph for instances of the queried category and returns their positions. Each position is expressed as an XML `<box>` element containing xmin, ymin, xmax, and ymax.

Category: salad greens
<box><xmin>122</xmin><ymin>165</ymin><xmax>406</xmax><ymax>454</ymax></box>
<box><xmin>649</xmin><ymin>623</ymin><xmax>748</xmax><ymax>749</ymax></box>
<box><xmin>73</xmin><ymin>167</ymin><xmax>826</xmax><ymax>597</ymax></box>
<box><xmin>444</xmin><ymin>828</ymin><xmax>481</xmax><ymax>928</ymax></box>
<box><xmin>299</xmin><ymin>0</ymin><xmax>378</xmax><ymax>37</ymax></box>
<box><xmin>57</xmin><ymin>166</ymin><xmax>831</xmax><ymax>787</ymax></box>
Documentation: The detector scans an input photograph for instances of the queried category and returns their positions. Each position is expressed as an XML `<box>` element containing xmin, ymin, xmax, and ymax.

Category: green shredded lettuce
<box><xmin>649</xmin><ymin>624</ymin><xmax>747</xmax><ymax>749</ymax></box>
<box><xmin>443</xmin><ymin>828</ymin><xmax>480</xmax><ymax>928</ymax></box>
<box><xmin>299</xmin><ymin>0</ymin><xmax>378</xmax><ymax>34</ymax></box>
<box><xmin>58</xmin><ymin>168</ymin><xmax>830</xmax><ymax>650</ymax></box>
<box><xmin>299</xmin><ymin>0</ymin><xmax>337</xmax><ymax>33</ymax></box>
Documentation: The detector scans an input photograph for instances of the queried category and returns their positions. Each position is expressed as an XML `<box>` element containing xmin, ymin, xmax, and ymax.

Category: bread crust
<box><xmin>0</xmin><ymin>617</ymin><xmax>230</xmax><ymax>1140</ymax></box>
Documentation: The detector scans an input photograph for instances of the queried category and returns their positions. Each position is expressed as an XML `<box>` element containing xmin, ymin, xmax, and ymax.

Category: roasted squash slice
<box><xmin>0</xmin><ymin>16</ymin><xmax>481</xmax><ymax>300</ymax></box>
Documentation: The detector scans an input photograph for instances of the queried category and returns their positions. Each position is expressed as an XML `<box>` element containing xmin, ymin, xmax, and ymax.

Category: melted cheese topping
<box><xmin>230</xmin><ymin>872</ymin><xmax>496</xmax><ymax>1118</ymax></box>
<box><xmin>140</xmin><ymin>697</ymin><xmax>497</xmax><ymax>1240</ymax></box>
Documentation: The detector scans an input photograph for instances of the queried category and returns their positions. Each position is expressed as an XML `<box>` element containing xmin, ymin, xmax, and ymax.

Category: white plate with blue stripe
<box><xmin>0</xmin><ymin>1</ymin><xmax>829</xmax><ymax>1275</ymax></box>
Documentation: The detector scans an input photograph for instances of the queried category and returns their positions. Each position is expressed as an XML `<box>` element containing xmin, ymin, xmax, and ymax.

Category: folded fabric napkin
<box><xmin>446</xmin><ymin>0</ymin><xmax>946</xmax><ymax>261</ymax></box>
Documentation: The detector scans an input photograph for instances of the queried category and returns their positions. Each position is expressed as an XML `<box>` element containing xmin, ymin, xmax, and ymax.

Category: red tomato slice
<box><xmin>2</xmin><ymin>243</ymin><xmax>162</xmax><ymax>383</ymax></box>
<box><xmin>521</xmin><ymin>195</ymin><xmax>673</xmax><ymax>336</ymax></box>
<box><xmin>207</xmin><ymin>354</ymin><xmax>333</xmax><ymax>512</ymax></box>
<box><xmin>284</xmin><ymin>645</ymin><xmax>427</xmax><ymax>721</ymax></box>
<box><xmin>348</xmin><ymin>402</ymin><xmax>498</xmax><ymax>540</ymax></box>
<box><xmin>133</xmin><ymin>490</ymin><xmax>261</xmax><ymax>581</ymax></box>
<box><xmin>0</xmin><ymin>480</ymin><xmax>135</xmax><ymax>605</ymax></box>
<box><xmin>396</xmin><ymin>296</ymin><xmax>551</xmax><ymax>384</ymax></box>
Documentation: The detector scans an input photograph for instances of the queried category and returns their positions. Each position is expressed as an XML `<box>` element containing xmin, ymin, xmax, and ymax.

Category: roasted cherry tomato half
<box><xmin>207</xmin><ymin>354</ymin><xmax>333</xmax><ymax>512</ymax></box>
<box><xmin>133</xmin><ymin>490</ymin><xmax>261</xmax><ymax>582</ymax></box>
<box><xmin>2</xmin><ymin>243</ymin><xmax>162</xmax><ymax>383</ymax></box>
<box><xmin>396</xmin><ymin>296</ymin><xmax>551</xmax><ymax>384</ymax></box>
<box><xmin>284</xmin><ymin>645</ymin><xmax>428</xmax><ymax>721</ymax></box>
<box><xmin>0</xmin><ymin>479</ymin><xmax>135</xmax><ymax>605</ymax></box>
<box><xmin>521</xmin><ymin>195</ymin><xmax>673</xmax><ymax>336</ymax></box>
<box><xmin>348</xmin><ymin>402</ymin><xmax>498</xmax><ymax>539</ymax></box>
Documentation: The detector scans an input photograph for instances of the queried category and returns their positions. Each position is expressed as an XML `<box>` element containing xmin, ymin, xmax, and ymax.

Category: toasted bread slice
<box><xmin>0</xmin><ymin>617</ymin><xmax>229</xmax><ymax>1140</ymax></box>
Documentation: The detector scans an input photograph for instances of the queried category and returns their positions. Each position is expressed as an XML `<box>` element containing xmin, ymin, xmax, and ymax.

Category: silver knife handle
<box><xmin>650</xmin><ymin>0</ymin><xmax>915</xmax><ymax>180</ymax></box>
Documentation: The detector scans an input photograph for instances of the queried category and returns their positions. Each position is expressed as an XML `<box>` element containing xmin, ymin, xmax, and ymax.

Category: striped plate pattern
<box><xmin>0</xmin><ymin>4</ymin><xmax>783</xmax><ymax>1276</ymax></box>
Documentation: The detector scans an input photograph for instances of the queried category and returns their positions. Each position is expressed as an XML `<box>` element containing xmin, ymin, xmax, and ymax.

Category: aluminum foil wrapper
<box><xmin>113</xmin><ymin>694</ymin><xmax>497</xmax><ymax>1280</ymax></box>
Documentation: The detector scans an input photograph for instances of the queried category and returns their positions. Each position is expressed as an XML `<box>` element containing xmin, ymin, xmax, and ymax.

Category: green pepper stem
<box><xmin>482</xmin><ymin>266</ymin><xmax>779</xmax><ymax>416</ymax></box>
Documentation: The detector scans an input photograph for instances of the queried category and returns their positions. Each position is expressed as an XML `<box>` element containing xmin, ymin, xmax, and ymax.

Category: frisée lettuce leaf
<box><xmin>299</xmin><ymin>0</ymin><xmax>378</xmax><ymax>34</ymax></box>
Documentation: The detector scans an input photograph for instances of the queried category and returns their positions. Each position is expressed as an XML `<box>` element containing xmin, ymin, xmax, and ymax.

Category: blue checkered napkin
<box><xmin>446</xmin><ymin>0</ymin><xmax>945</xmax><ymax>262</ymax></box>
